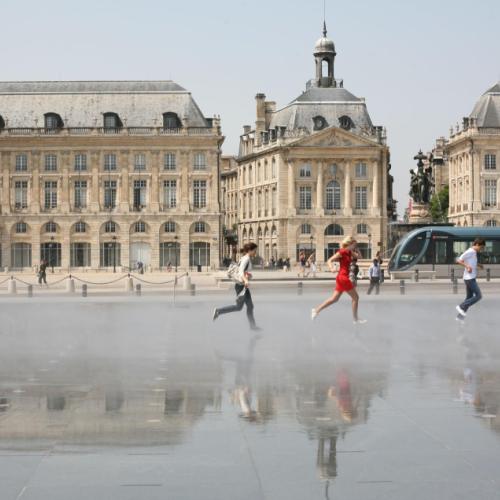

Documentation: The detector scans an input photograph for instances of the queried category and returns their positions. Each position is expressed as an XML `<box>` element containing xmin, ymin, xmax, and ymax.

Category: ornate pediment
<box><xmin>289</xmin><ymin>127</ymin><xmax>378</xmax><ymax>149</ymax></box>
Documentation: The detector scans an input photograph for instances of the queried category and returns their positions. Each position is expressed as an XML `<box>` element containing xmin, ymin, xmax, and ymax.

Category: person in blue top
<box><xmin>455</xmin><ymin>238</ymin><xmax>485</xmax><ymax>321</ymax></box>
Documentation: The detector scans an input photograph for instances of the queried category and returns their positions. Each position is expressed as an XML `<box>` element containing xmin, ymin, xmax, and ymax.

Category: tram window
<box><xmin>400</xmin><ymin>236</ymin><xmax>427</xmax><ymax>266</ymax></box>
<box><xmin>453</xmin><ymin>240</ymin><xmax>472</xmax><ymax>261</ymax></box>
<box><xmin>482</xmin><ymin>240</ymin><xmax>500</xmax><ymax>264</ymax></box>
<box><xmin>435</xmin><ymin>240</ymin><xmax>448</xmax><ymax>264</ymax></box>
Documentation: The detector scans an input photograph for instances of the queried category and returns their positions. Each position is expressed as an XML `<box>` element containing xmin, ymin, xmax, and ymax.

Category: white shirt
<box><xmin>238</xmin><ymin>254</ymin><xmax>252</xmax><ymax>282</ymax></box>
<box><xmin>459</xmin><ymin>248</ymin><xmax>478</xmax><ymax>280</ymax></box>
<box><xmin>369</xmin><ymin>264</ymin><xmax>380</xmax><ymax>278</ymax></box>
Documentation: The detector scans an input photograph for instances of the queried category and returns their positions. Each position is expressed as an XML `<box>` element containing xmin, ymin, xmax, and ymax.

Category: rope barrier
<box><xmin>129</xmin><ymin>272</ymin><xmax>187</xmax><ymax>286</ymax></box>
<box><xmin>11</xmin><ymin>276</ymin><xmax>37</xmax><ymax>286</ymax></box>
<box><xmin>0</xmin><ymin>277</ymin><xmax>12</xmax><ymax>286</ymax></box>
<box><xmin>72</xmin><ymin>274</ymin><xmax>129</xmax><ymax>286</ymax></box>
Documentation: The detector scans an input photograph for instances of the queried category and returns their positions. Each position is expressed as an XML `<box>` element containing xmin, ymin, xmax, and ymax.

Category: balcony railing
<box><xmin>0</xmin><ymin>126</ymin><xmax>218</xmax><ymax>137</ymax></box>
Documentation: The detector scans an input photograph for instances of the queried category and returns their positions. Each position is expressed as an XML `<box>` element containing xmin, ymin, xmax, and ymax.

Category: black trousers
<box><xmin>217</xmin><ymin>283</ymin><xmax>256</xmax><ymax>328</ymax></box>
<box><xmin>367</xmin><ymin>277</ymin><xmax>380</xmax><ymax>295</ymax></box>
<box><xmin>38</xmin><ymin>272</ymin><xmax>47</xmax><ymax>285</ymax></box>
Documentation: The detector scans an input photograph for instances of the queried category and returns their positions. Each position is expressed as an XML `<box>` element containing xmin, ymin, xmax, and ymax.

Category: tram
<box><xmin>388</xmin><ymin>227</ymin><xmax>500</xmax><ymax>278</ymax></box>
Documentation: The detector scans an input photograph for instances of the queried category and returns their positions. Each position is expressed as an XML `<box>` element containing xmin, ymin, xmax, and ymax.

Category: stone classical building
<box><xmin>0</xmin><ymin>81</ymin><xmax>223</xmax><ymax>271</ymax></box>
<box><xmin>234</xmin><ymin>25</ymin><xmax>394</xmax><ymax>263</ymax></box>
<box><xmin>446</xmin><ymin>82</ymin><xmax>500</xmax><ymax>227</ymax></box>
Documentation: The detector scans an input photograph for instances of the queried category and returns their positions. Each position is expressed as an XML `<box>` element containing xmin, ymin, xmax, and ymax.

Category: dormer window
<box><xmin>339</xmin><ymin>115</ymin><xmax>354</xmax><ymax>131</ymax></box>
<box><xmin>163</xmin><ymin>112</ymin><xmax>182</xmax><ymax>129</ymax></box>
<box><xmin>313</xmin><ymin>115</ymin><xmax>327</xmax><ymax>131</ymax></box>
<box><xmin>44</xmin><ymin>113</ymin><xmax>63</xmax><ymax>130</ymax></box>
<box><xmin>103</xmin><ymin>112</ymin><xmax>122</xmax><ymax>129</ymax></box>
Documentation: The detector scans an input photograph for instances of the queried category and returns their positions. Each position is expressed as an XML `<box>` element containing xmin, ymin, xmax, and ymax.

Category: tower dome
<box><xmin>314</xmin><ymin>22</ymin><xmax>336</xmax><ymax>55</ymax></box>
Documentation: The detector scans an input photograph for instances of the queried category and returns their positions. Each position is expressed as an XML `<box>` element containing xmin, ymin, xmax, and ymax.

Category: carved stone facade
<box><xmin>446</xmin><ymin>82</ymin><xmax>500</xmax><ymax>227</ymax></box>
<box><xmin>231</xmin><ymin>26</ymin><xmax>392</xmax><ymax>263</ymax></box>
<box><xmin>0</xmin><ymin>81</ymin><xmax>223</xmax><ymax>271</ymax></box>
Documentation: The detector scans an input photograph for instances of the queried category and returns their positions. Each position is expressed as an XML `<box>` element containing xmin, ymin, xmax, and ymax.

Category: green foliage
<box><xmin>430</xmin><ymin>186</ymin><xmax>449</xmax><ymax>222</ymax></box>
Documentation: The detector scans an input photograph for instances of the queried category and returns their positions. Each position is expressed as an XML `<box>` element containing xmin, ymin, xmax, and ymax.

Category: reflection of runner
<box><xmin>311</xmin><ymin>237</ymin><xmax>367</xmax><ymax>324</ymax></box>
<box><xmin>456</xmin><ymin>238</ymin><xmax>485</xmax><ymax>321</ymax></box>
<box><xmin>213</xmin><ymin>243</ymin><xmax>261</xmax><ymax>331</ymax></box>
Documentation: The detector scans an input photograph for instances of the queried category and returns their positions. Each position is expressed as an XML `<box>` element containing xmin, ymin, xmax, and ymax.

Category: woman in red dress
<box><xmin>311</xmin><ymin>236</ymin><xmax>366</xmax><ymax>324</ymax></box>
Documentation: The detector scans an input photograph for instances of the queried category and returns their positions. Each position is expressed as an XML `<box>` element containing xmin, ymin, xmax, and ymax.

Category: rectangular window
<box><xmin>15</xmin><ymin>154</ymin><xmax>28</xmax><ymax>172</ymax></box>
<box><xmin>193</xmin><ymin>180</ymin><xmax>207</xmax><ymax>208</ymax></box>
<box><xmin>355</xmin><ymin>186</ymin><xmax>368</xmax><ymax>209</ymax></box>
<box><xmin>44</xmin><ymin>181</ymin><xmax>57</xmax><ymax>209</ymax></box>
<box><xmin>299</xmin><ymin>186</ymin><xmax>312</xmax><ymax>209</ymax></box>
<box><xmin>164</xmin><ymin>153</ymin><xmax>176</xmax><ymax>170</ymax></box>
<box><xmin>163</xmin><ymin>180</ymin><xmax>177</xmax><ymax>208</ymax></box>
<box><xmin>104</xmin><ymin>180</ymin><xmax>117</xmax><ymax>208</ymax></box>
<box><xmin>272</xmin><ymin>161</ymin><xmax>277</xmax><ymax>179</ymax></box>
<box><xmin>104</xmin><ymin>154</ymin><xmax>117</xmax><ymax>171</ymax></box>
<box><xmin>299</xmin><ymin>164</ymin><xmax>311</xmax><ymax>178</ymax></box>
<box><xmin>355</xmin><ymin>163</ymin><xmax>367</xmax><ymax>178</ymax></box>
<box><xmin>133</xmin><ymin>179</ymin><xmax>147</xmax><ymax>209</ymax></box>
<box><xmin>74</xmin><ymin>180</ymin><xmax>87</xmax><ymax>209</ymax></box>
<box><xmin>15</xmin><ymin>181</ymin><xmax>28</xmax><ymax>209</ymax></box>
<box><xmin>134</xmin><ymin>154</ymin><xmax>146</xmax><ymax>171</ymax></box>
<box><xmin>44</xmin><ymin>154</ymin><xmax>57</xmax><ymax>171</ymax></box>
<box><xmin>485</xmin><ymin>154</ymin><xmax>497</xmax><ymax>170</ymax></box>
<box><xmin>272</xmin><ymin>188</ymin><xmax>277</xmax><ymax>216</ymax></box>
<box><xmin>74</xmin><ymin>154</ymin><xmax>87</xmax><ymax>171</ymax></box>
<box><xmin>485</xmin><ymin>179</ymin><xmax>497</xmax><ymax>207</ymax></box>
<box><xmin>193</xmin><ymin>153</ymin><xmax>206</xmax><ymax>170</ymax></box>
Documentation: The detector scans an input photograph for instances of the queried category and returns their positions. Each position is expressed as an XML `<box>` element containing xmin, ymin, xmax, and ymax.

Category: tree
<box><xmin>429</xmin><ymin>186</ymin><xmax>449</xmax><ymax>222</ymax></box>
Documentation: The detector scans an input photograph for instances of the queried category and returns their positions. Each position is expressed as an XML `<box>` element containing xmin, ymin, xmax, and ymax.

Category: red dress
<box><xmin>335</xmin><ymin>248</ymin><xmax>354</xmax><ymax>293</ymax></box>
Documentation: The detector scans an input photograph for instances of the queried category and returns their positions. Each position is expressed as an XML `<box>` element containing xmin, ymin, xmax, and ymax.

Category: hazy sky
<box><xmin>2</xmin><ymin>0</ymin><xmax>500</xmax><ymax>212</ymax></box>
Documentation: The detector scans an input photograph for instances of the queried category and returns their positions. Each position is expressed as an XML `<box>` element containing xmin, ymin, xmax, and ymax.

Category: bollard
<box><xmin>414</xmin><ymin>269</ymin><xmax>419</xmax><ymax>283</ymax></box>
<box><xmin>452</xmin><ymin>277</ymin><xmax>458</xmax><ymax>294</ymax></box>
<box><xmin>7</xmin><ymin>278</ymin><xmax>17</xmax><ymax>295</ymax></box>
<box><xmin>82</xmin><ymin>284</ymin><xmax>87</xmax><ymax>297</ymax></box>
<box><xmin>486</xmin><ymin>268</ymin><xmax>491</xmax><ymax>282</ymax></box>
<box><xmin>399</xmin><ymin>279</ymin><xmax>405</xmax><ymax>295</ymax></box>
<box><xmin>66</xmin><ymin>278</ymin><xmax>75</xmax><ymax>294</ymax></box>
<box><xmin>450</xmin><ymin>268</ymin><xmax>455</xmax><ymax>282</ymax></box>
<box><xmin>189</xmin><ymin>283</ymin><xmax>196</xmax><ymax>296</ymax></box>
<box><xmin>297</xmin><ymin>281</ymin><xmax>303</xmax><ymax>295</ymax></box>
<box><xmin>135</xmin><ymin>283</ymin><xmax>142</xmax><ymax>296</ymax></box>
<box><xmin>182</xmin><ymin>275</ymin><xmax>191</xmax><ymax>291</ymax></box>
<box><xmin>27</xmin><ymin>284</ymin><xmax>33</xmax><ymax>298</ymax></box>
<box><xmin>125</xmin><ymin>277</ymin><xmax>134</xmax><ymax>292</ymax></box>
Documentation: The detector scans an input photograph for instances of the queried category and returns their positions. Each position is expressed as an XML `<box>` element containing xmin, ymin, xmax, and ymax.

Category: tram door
<box><xmin>434</xmin><ymin>240</ymin><xmax>448</xmax><ymax>264</ymax></box>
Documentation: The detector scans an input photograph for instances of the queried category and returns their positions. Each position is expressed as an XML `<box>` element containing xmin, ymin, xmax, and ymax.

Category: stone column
<box><xmin>1</xmin><ymin>153</ymin><xmax>11</xmax><ymax>215</ymax></box>
<box><xmin>316</xmin><ymin>160</ymin><xmax>324</xmax><ymax>216</ymax></box>
<box><xmin>471</xmin><ymin>150</ymin><xmax>481</xmax><ymax>212</ymax></box>
<box><xmin>344</xmin><ymin>161</ymin><xmax>352</xmax><ymax>215</ymax></box>
<box><xmin>287</xmin><ymin>161</ymin><xmax>296</xmax><ymax>215</ymax></box>
<box><xmin>372</xmin><ymin>160</ymin><xmax>380</xmax><ymax>215</ymax></box>
<box><xmin>60</xmin><ymin>152</ymin><xmax>70</xmax><ymax>213</ymax></box>
<box><xmin>180</xmin><ymin>221</ymin><xmax>190</xmax><ymax>269</ymax></box>
<box><xmin>61</xmin><ymin>223</ymin><xmax>71</xmax><ymax>269</ymax></box>
<box><xmin>90</xmin><ymin>223</ymin><xmax>100</xmax><ymax>269</ymax></box>
<box><xmin>31</xmin><ymin>223</ymin><xmax>41</xmax><ymax>268</ymax></box>
<box><xmin>180</xmin><ymin>152</ymin><xmax>190</xmax><ymax>212</ymax></box>
<box><xmin>150</xmin><ymin>221</ymin><xmax>160</xmax><ymax>270</ymax></box>
<box><xmin>90</xmin><ymin>152</ymin><xmax>100</xmax><ymax>213</ymax></box>
<box><xmin>120</xmin><ymin>151</ymin><xmax>130</xmax><ymax>213</ymax></box>
<box><xmin>31</xmin><ymin>152</ymin><xmax>40</xmax><ymax>213</ymax></box>
<box><xmin>150</xmin><ymin>152</ymin><xmax>160</xmax><ymax>212</ymax></box>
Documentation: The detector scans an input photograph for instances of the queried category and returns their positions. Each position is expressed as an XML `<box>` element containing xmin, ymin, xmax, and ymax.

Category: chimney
<box><xmin>243</xmin><ymin>125</ymin><xmax>251</xmax><ymax>135</ymax></box>
<box><xmin>264</xmin><ymin>101</ymin><xmax>276</xmax><ymax>129</ymax></box>
<box><xmin>255</xmin><ymin>93</ymin><xmax>266</xmax><ymax>145</ymax></box>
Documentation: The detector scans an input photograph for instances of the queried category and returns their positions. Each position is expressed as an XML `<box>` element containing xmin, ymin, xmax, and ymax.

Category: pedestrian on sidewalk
<box><xmin>305</xmin><ymin>252</ymin><xmax>317</xmax><ymax>278</ymax></box>
<box><xmin>213</xmin><ymin>243</ymin><xmax>261</xmax><ymax>331</ymax></box>
<box><xmin>311</xmin><ymin>237</ymin><xmax>367</xmax><ymax>324</ymax></box>
<box><xmin>298</xmin><ymin>251</ymin><xmax>307</xmax><ymax>278</ymax></box>
<box><xmin>367</xmin><ymin>259</ymin><xmax>381</xmax><ymax>295</ymax></box>
<box><xmin>456</xmin><ymin>238</ymin><xmax>485</xmax><ymax>321</ymax></box>
<box><xmin>38</xmin><ymin>259</ymin><xmax>48</xmax><ymax>287</ymax></box>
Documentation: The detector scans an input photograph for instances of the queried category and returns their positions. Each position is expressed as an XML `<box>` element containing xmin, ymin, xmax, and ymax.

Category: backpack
<box><xmin>227</xmin><ymin>258</ymin><xmax>250</xmax><ymax>282</ymax></box>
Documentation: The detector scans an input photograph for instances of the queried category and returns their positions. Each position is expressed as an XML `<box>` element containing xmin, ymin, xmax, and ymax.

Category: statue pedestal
<box><xmin>409</xmin><ymin>203</ymin><xmax>432</xmax><ymax>224</ymax></box>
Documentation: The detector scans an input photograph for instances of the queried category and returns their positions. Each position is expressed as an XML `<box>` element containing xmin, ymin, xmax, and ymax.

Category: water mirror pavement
<box><xmin>0</xmin><ymin>291</ymin><xmax>500</xmax><ymax>500</ymax></box>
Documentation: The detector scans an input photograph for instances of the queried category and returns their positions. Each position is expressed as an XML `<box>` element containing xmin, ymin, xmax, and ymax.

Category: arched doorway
<box><xmin>129</xmin><ymin>242</ymin><xmax>152</xmax><ymax>269</ymax></box>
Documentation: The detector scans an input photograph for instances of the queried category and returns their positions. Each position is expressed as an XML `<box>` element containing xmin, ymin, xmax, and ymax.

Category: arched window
<box><xmin>485</xmin><ymin>219</ymin><xmax>498</xmax><ymax>227</ymax></box>
<box><xmin>322</xmin><ymin>59</ymin><xmax>329</xmax><ymax>78</ymax></box>
<box><xmin>313</xmin><ymin>115</ymin><xmax>327</xmax><ymax>131</ymax></box>
<box><xmin>164</xmin><ymin>221</ymin><xmax>176</xmax><ymax>233</ymax></box>
<box><xmin>301</xmin><ymin>223</ymin><xmax>312</xmax><ymax>234</ymax></box>
<box><xmin>325</xmin><ymin>224</ymin><xmax>344</xmax><ymax>236</ymax></box>
<box><xmin>103</xmin><ymin>112</ymin><xmax>122</xmax><ymax>129</ymax></box>
<box><xmin>44</xmin><ymin>113</ymin><xmax>63</xmax><ymax>130</ymax></box>
<box><xmin>356</xmin><ymin>223</ymin><xmax>368</xmax><ymax>234</ymax></box>
<box><xmin>74</xmin><ymin>222</ymin><xmax>86</xmax><ymax>233</ymax></box>
<box><xmin>134</xmin><ymin>221</ymin><xmax>146</xmax><ymax>233</ymax></box>
<box><xmin>45</xmin><ymin>222</ymin><xmax>57</xmax><ymax>233</ymax></box>
<box><xmin>194</xmin><ymin>221</ymin><xmax>206</xmax><ymax>233</ymax></box>
<box><xmin>163</xmin><ymin>112</ymin><xmax>182</xmax><ymax>129</ymax></box>
<box><xmin>15</xmin><ymin>222</ymin><xmax>28</xmax><ymax>234</ymax></box>
<box><xmin>325</xmin><ymin>181</ymin><xmax>341</xmax><ymax>210</ymax></box>
<box><xmin>338</xmin><ymin>115</ymin><xmax>354</xmax><ymax>131</ymax></box>
<box><xmin>104</xmin><ymin>221</ymin><xmax>116</xmax><ymax>233</ymax></box>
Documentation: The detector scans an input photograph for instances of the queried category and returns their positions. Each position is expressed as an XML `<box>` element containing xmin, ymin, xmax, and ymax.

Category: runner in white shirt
<box><xmin>455</xmin><ymin>238</ymin><xmax>485</xmax><ymax>321</ymax></box>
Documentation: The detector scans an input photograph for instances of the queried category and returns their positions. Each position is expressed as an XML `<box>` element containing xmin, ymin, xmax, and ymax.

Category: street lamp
<box><xmin>49</xmin><ymin>236</ymin><xmax>55</xmax><ymax>273</ymax></box>
<box><xmin>111</xmin><ymin>235</ymin><xmax>117</xmax><ymax>273</ymax></box>
<box><xmin>174</xmin><ymin>235</ymin><xmax>179</xmax><ymax>273</ymax></box>
<box><xmin>368</xmin><ymin>233</ymin><xmax>372</xmax><ymax>260</ymax></box>
<box><xmin>309</xmin><ymin>234</ymin><xmax>314</xmax><ymax>258</ymax></box>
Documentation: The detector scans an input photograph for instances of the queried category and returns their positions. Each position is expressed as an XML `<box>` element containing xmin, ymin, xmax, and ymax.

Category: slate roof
<box><xmin>470</xmin><ymin>82</ymin><xmax>500</xmax><ymax>128</ymax></box>
<box><xmin>0</xmin><ymin>81</ymin><xmax>209</xmax><ymax>128</ymax></box>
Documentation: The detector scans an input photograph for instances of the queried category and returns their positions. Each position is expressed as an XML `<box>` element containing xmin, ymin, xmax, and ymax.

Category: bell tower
<box><xmin>314</xmin><ymin>22</ymin><xmax>336</xmax><ymax>88</ymax></box>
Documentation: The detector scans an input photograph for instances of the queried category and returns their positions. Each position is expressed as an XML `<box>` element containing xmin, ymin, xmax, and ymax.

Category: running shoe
<box><xmin>212</xmin><ymin>308</ymin><xmax>219</xmax><ymax>321</ymax></box>
<box><xmin>456</xmin><ymin>305</ymin><xmax>467</xmax><ymax>317</ymax></box>
<box><xmin>311</xmin><ymin>308</ymin><xmax>318</xmax><ymax>321</ymax></box>
<box><xmin>353</xmin><ymin>319</ymin><xmax>368</xmax><ymax>325</ymax></box>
